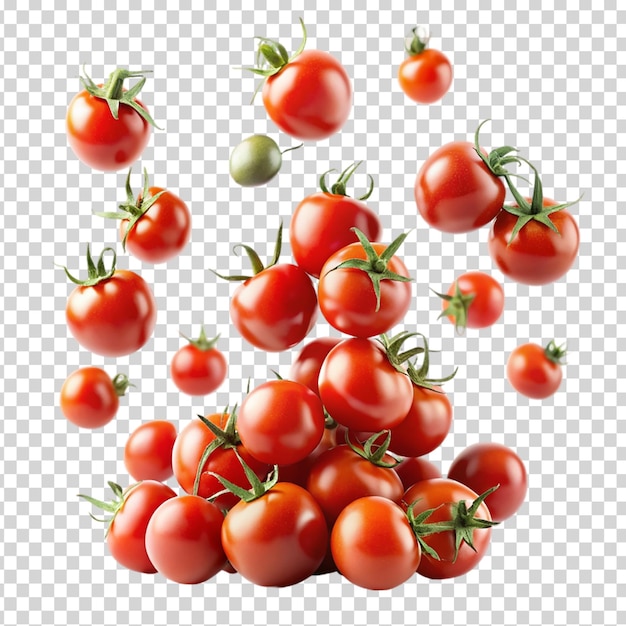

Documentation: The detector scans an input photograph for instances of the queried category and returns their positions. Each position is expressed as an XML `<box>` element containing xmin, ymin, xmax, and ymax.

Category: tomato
<box><xmin>66</xmin><ymin>68</ymin><xmax>157</xmax><ymax>171</ymax></box>
<box><xmin>331</xmin><ymin>496</ymin><xmax>421</xmax><ymax>590</ymax></box>
<box><xmin>488</xmin><ymin>198</ymin><xmax>580</xmax><ymax>285</ymax></box>
<box><xmin>506</xmin><ymin>340</ymin><xmax>565</xmax><ymax>399</ymax></box>
<box><xmin>221</xmin><ymin>482</ymin><xmax>328</xmax><ymax>587</ymax></box>
<box><xmin>60</xmin><ymin>368</ymin><xmax>131</xmax><ymax>429</ymax></box>
<box><xmin>437</xmin><ymin>271</ymin><xmax>504</xmax><ymax>332</ymax></box>
<box><xmin>306</xmin><ymin>443</ymin><xmax>404</xmax><ymax>526</ymax></box>
<box><xmin>395</xmin><ymin>456</ymin><xmax>441</xmax><ymax>491</ymax></box>
<box><xmin>79</xmin><ymin>480</ymin><xmax>176</xmax><ymax>574</ymax></box>
<box><xmin>145</xmin><ymin>495</ymin><xmax>226</xmax><ymax>584</ymax></box>
<box><xmin>170</xmin><ymin>328</ymin><xmax>227</xmax><ymax>396</ymax></box>
<box><xmin>237</xmin><ymin>380</ymin><xmax>325</xmax><ymax>466</ymax></box>
<box><xmin>318</xmin><ymin>337</ymin><xmax>414</xmax><ymax>432</ymax></box>
<box><xmin>448</xmin><ymin>442</ymin><xmax>527</xmax><ymax>522</ymax></box>
<box><xmin>124</xmin><ymin>420</ymin><xmax>177</xmax><ymax>482</ymax></box>
<box><xmin>63</xmin><ymin>247</ymin><xmax>157</xmax><ymax>357</ymax></box>
<box><xmin>403</xmin><ymin>478</ymin><xmax>494</xmax><ymax>579</ymax></box>
<box><xmin>317</xmin><ymin>232</ymin><xmax>412</xmax><ymax>338</ymax></box>
<box><xmin>289</xmin><ymin>163</ymin><xmax>382</xmax><ymax>279</ymax></box>
<box><xmin>172</xmin><ymin>413</ymin><xmax>270</xmax><ymax>511</ymax></box>
<box><xmin>398</xmin><ymin>29</ymin><xmax>452</xmax><ymax>104</ymax></box>
<box><xmin>289</xmin><ymin>336</ymin><xmax>342</xmax><ymax>397</ymax></box>
<box><xmin>415</xmin><ymin>141</ymin><xmax>505</xmax><ymax>233</ymax></box>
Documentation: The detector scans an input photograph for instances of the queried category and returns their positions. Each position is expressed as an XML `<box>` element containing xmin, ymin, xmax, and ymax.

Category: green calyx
<box><xmin>345</xmin><ymin>429</ymin><xmax>400</xmax><ymax>469</ymax></box>
<box><xmin>79</xmin><ymin>66</ymin><xmax>161</xmax><ymax>129</ymax></box>
<box><xmin>181</xmin><ymin>326</ymin><xmax>220</xmax><ymax>352</ymax></box>
<box><xmin>406</xmin><ymin>485</ymin><xmax>500</xmax><ymax>562</ymax></box>
<box><xmin>319</xmin><ymin>161</ymin><xmax>374</xmax><ymax>200</ymax></box>
<box><xmin>77</xmin><ymin>481</ymin><xmax>137</xmax><ymax>537</ymax></box>
<box><xmin>95</xmin><ymin>167</ymin><xmax>167</xmax><ymax>251</ymax></box>
<box><xmin>57</xmin><ymin>244</ymin><xmax>117</xmax><ymax>287</ymax></box>
<box><xmin>473</xmin><ymin>119</ymin><xmax>522</xmax><ymax>179</ymax></box>
<box><xmin>405</xmin><ymin>333</ymin><xmax>457</xmax><ymax>392</ymax></box>
<box><xmin>111</xmin><ymin>373</ymin><xmax>133</xmax><ymax>397</ymax></box>
<box><xmin>405</xmin><ymin>25</ymin><xmax>430</xmax><ymax>55</ymax></box>
<box><xmin>544</xmin><ymin>340</ymin><xmax>567</xmax><ymax>365</ymax></box>
<box><xmin>432</xmin><ymin>282</ymin><xmax>476</xmax><ymax>334</ymax></box>
<box><xmin>324</xmin><ymin>228</ymin><xmax>413</xmax><ymax>312</ymax></box>
<box><xmin>212</xmin><ymin>221</ymin><xmax>284</xmax><ymax>282</ymax></box>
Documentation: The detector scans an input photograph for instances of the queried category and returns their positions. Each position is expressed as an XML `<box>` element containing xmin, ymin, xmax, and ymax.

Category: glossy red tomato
<box><xmin>415</xmin><ymin>141</ymin><xmax>506</xmax><ymax>233</ymax></box>
<box><xmin>448</xmin><ymin>442</ymin><xmax>527</xmax><ymax>522</ymax></box>
<box><xmin>398</xmin><ymin>48</ymin><xmax>453</xmax><ymax>104</ymax></box>
<box><xmin>145</xmin><ymin>495</ymin><xmax>226</xmax><ymax>584</ymax></box>
<box><xmin>123</xmin><ymin>420</ymin><xmax>177</xmax><ymax>482</ymax></box>
<box><xmin>237</xmin><ymin>380</ymin><xmax>325</xmax><ymax>466</ymax></box>
<box><xmin>289</xmin><ymin>336</ymin><xmax>341</xmax><ymax>396</ymax></box>
<box><xmin>318</xmin><ymin>240</ymin><xmax>412</xmax><ymax>338</ymax></box>
<box><xmin>60</xmin><ymin>368</ymin><xmax>130</xmax><ymax>429</ymax></box>
<box><xmin>221</xmin><ymin>482</ymin><xmax>328</xmax><ymax>587</ymax></box>
<box><xmin>230</xmin><ymin>263</ymin><xmax>318</xmax><ymax>351</ymax></box>
<box><xmin>395</xmin><ymin>456</ymin><xmax>442</xmax><ymax>491</ymax></box>
<box><xmin>318</xmin><ymin>338</ymin><xmax>414</xmax><ymax>432</ymax></box>
<box><xmin>506</xmin><ymin>341</ymin><xmax>565</xmax><ymax>399</ymax></box>
<box><xmin>403</xmin><ymin>478</ymin><xmax>493</xmax><ymax>579</ymax></box>
<box><xmin>488</xmin><ymin>199</ymin><xmax>580</xmax><ymax>285</ymax></box>
<box><xmin>331</xmin><ymin>496</ymin><xmax>421</xmax><ymax>590</ymax></box>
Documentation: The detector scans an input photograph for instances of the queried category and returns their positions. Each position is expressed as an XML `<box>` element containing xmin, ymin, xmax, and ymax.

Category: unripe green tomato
<box><xmin>229</xmin><ymin>135</ymin><xmax>283</xmax><ymax>187</ymax></box>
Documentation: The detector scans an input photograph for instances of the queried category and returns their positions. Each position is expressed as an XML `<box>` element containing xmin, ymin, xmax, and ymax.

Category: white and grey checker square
<box><xmin>0</xmin><ymin>1</ymin><xmax>624</xmax><ymax>625</ymax></box>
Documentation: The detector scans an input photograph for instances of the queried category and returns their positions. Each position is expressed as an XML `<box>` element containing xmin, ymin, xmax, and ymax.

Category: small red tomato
<box><xmin>398</xmin><ymin>28</ymin><xmax>453</xmax><ymax>104</ymax></box>
<box><xmin>506</xmin><ymin>340</ymin><xmax>566</xmax><ymax>399</ymax></box>
<box><xmin>66</xmin><ymin>68</ymin><xmax>157</xmax><ymax>171</ymax></box>
<box><xmin>448</xmin><ymin>442</ymin><xmax>528</xmax><ymax>522</ymax></box>
<box><xmin>289</xmin><ymin>336</ymin><xmax>342</xmax><ymax>397</ymax></box>
<box><xmin>395</xmin><ymin>456</ymin><xmax>442</xmax><ymax>491</ymax></box>
<box><xmin>124</xmin><ymin>420</ymin><xmax>177</xmax><ymax>482</ymax></box>
<box><xmin>60</xmin><ymin>368</ymin><xmax>131</xmax><ymax>429</ymax></box>
<box><xmin>170</xmin><ymin>328</ymin><xmax>227</xmax><ymax>396</ymax></box>
<box><xmin>145</xmin><ymin>495</ymin><xmax>226</xmax><ymax>584</ymax></box>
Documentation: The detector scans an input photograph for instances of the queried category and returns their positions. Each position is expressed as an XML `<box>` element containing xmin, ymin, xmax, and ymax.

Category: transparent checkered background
<box><xmin>0</xmin><ymin>1</ymin><xmax>623</xmax><ymax>625</ymax></box>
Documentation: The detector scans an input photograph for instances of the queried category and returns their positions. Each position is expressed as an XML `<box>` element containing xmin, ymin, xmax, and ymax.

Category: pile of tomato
<box><xmin>61</xmin><ymin>21</ymin><xmax>579</xmax><ymax>591</ymax></box>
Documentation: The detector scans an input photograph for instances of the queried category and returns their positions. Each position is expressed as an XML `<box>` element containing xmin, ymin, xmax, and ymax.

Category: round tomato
<box><xmin>488</xmin><ymin>198</ymin><xmax>580</xmax><ymax>285</ymax></box>
<box><xmin>124</xmin><ymin>420</ymin><xmax>177</xmax><ymax>482</ymax></box>
<box><xmin>403</xmin><ymin>478</ymin><xmax>494</xmax><ymax>579</ymax></box>
<box><xmin>60</xmin><ymin>368</ymin><xmax>131</xmax><ymax>429</ymax></box>
<box><xmin>145</xmin><ymin>495</ymin><xmax>226</xmax><ymax>584</ymax></box>
<box><xmin>170</xmin><ymin>328</ymin><xmax>227</xmax><ymax>396</ymax></box>
<box><xmin>63</xmin><ymin>247</ymin><xmax>157</xmax><ymax>357</ymax></box>
<box><xmin>318</xmin><ymin>337</ymin><xmax>414</xmax><ymax>432</ymax></box>
<box><xmin>415</xmin><ymin>141</ymin><xmax>505</xmax><ymax>233</ymax></box>
<box><xmin>221</xmin><ymin>482</ymin><xmax>328</xmax><ymax>587</ymax></box>
<box><xmin>317</xmin><ymin>232</ymin><xmax>412</xmax><ymax>338</ymax></box>
<box><xmin>289</xmin><ymin>336</ymin><xmax>342</xmax><ymax>397</ymax></box>
<box><xmin>506</xmin><ymin>340</ymin><xmax>565</xmax><ymax>399</ymax></box>
<box><xmin>331</xmin><ymin>496</ymin><xmax>420</xmax><ymax>590</ymax></box>
<box><xmin>448</xmin><ymin>442</ymin><xmax>527</xmax><ymax>522</ymax></box>
<box><xmin>237</xmin><ymin>379</ymin><xmax>325</xmax><ymax>466</ymax></box>
<box><xmin>66</xmin><ymin>68</ymin><xmax>157</xmax><ymax>171</ymax></box>
<box><xmin>395</xmin><ymin>456</ymin><xmax>442</xmax><ymax>491</ymax></box>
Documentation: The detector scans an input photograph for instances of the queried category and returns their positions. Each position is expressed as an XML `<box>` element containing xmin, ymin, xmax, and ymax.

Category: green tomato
<box><xmin>229</xmin><ymin>135</ymin><xmax>283</xmax><ymax>187</ymax></box>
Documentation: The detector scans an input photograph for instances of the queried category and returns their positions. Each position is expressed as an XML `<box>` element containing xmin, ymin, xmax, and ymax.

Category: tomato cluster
<box><xmin>62</xmin><ymin>19</ymin><xmax>580</xmax><ymax>591</ymax></box>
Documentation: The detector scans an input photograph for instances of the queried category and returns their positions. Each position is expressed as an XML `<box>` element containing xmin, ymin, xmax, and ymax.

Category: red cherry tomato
<box><xmin>448</xmin><ymin>442</ymin><xmax>528</xmax><ymax>522</ymax></box>
<box><xmin>60</xmin><ymin>368</ymin><xmax>131</xmax><ymax>429</ymax></box>
<box><xmin>506</xmin><ymin>340</ymin><xmax>565</xmax><ymax>399</ymax></box>
<box><xmin>395</xmin><ymin>456</ymin><xmax>442</xmax><ymax>491</ymax></box>
<box><xmin>124</xmin><ymin>420</ymin><xmax>177</xmax><ymax>482</ymax></box>
<box><xmin>289</xmin><ymin>336</ymin><xmax>342</xmax><ymax>397</ymax></box>
<box><xmin>145</xmin><ymin>495</ymin><xmax>226</xmax><ymax>584</ymax></box>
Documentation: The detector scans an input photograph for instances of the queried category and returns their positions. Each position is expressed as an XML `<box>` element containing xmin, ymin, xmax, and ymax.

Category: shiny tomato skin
<box><xmin>59</xmin><ymin>367</ymin><xmax>120</xmax><ymax>429</ymax></box>
<box><xmin>262</xmin><ymin>50</ymin><xmax>352</xmax><ymax>141</ymax></box>
<box><xmin>145</xmin><ymin>494</ymin><xmax>226</xmax><ymax>584</ymax></box>
<box><xmin>444</xmin><ymin>271</ymin><xmax>505</xmax><ymax>329</ymax></box>
<box><xmin>488</xmin><ymin>200</ymin><xmax>580</xmax><ymax>285</ymax></box>
<box><xmin>230</xmin><ymin>263</ymin><xmax>318</xmax><ymax>352</ymax></box>
<box><xmin>289</xmin><ymin>193</ymin><xmax>382</xmax><ymax>279</ymax></box>
<box><xmin>398</xmin><ymin>48</ymin><xmax>453</xmax><ymax>104</ymax></box>
<box><xmin>66</xmin><ymin>269</ymin><xmax>157</xmax><ymax>357</ymax></box>
<box><xmin>124</xmin><ymin>420</ymin><xmax>177</xmax><ymax>482</ymax></box>
<box><xmin>318</xmin><ymin>338</ymin><xmax>414</xmax><ymax>432</ymax></box>
<box><xmin>289</xmin><ymin>336</ymin><xmax>342</xmax><ymax>397</ymax></box>
<box><xmin>318</xmin><ymin>242</ymin><xmax>412</xmax><ymax>338</ymax></box>
<box><xmin>106</xmin><ymin>480</ymin><xmax>176</xmax><ymax>574</ymax></box>
<box><xmin>221</xmin><ymin>482</ymin><xmax>328</xmax><ymax>587</ymax></box>
<box><xmin>414</xmin><ymin>141</ymin><xmax>506</xmax><ymax>233</ymax></box>
<box><xmin>506</xmin><ymin>342</ymin><xmax>563</xmax><ymax>399</ymax></box>
<box><xmin>170</xmin><ymin>343</ymin><xmax>227</xmax><ymax>396</ymax></box>
<box><xmin>66</xmin><ymin>90</ymin><xmax>151</xmax><ymax>171</ymax></box>
<box><xmin>448</xmin><ymin>442</ymin><xmax>527</xmax><ymax>522</ymax></box>
<box><xmin>395</xmin><ymin>456</ymin><xmax>442</xmax><ymax>491</ymax></box>
<box><xmin>306</xmin><ymin>444</ymin><xmax>404</xmax><ymax>526</ymax></box>
<box><xmin>403</xmin><ymin>478</ymin><xmax>492</xmax><ymax>579</ymax></box>
<box><xmin>331</xmin><ymin>496</ymin><xmax>421</xmax><ymax>590</ymax></box>
<box><xmin>388</xmin><ymin>384</ymin><xmax>453</xmax><ymax>458</ymax></box>
<box><xmin>120</xmin><ymin>187</ymin><xmax>191</xmax><ymax>264</ymax></box>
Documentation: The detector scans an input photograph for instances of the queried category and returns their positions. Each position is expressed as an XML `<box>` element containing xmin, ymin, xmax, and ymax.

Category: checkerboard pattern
<box><xmin>1</xmin><ymin>1</ymin><xmax>623</xmax><ymax>625</ymax></box>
